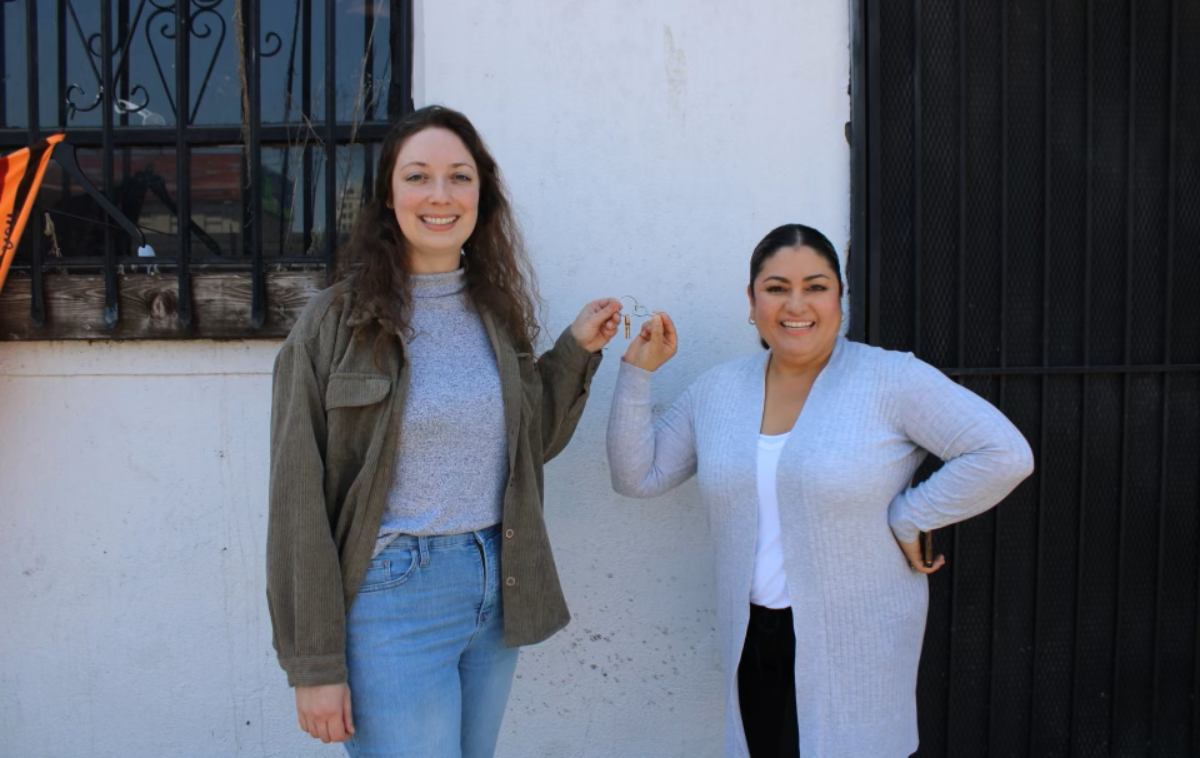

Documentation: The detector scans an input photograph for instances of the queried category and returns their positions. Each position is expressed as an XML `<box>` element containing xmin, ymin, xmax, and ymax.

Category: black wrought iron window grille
<box><xmin>0</xmin><ymin>0</ymin><xmax>413</xmax><ymax>338</ymax></box>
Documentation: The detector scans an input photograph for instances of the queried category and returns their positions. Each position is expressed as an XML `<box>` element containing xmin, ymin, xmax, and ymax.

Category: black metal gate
<box><xmin>849</xmin><ymin>1</ymin><xmax>1200</xmax><ymax>755</ymax></box>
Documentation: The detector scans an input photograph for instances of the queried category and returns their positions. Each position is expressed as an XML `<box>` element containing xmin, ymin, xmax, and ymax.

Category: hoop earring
<box><xmin>748</xmin><ymin>317</ymin><xmax>756</xmax><ymax>325</ymax></box>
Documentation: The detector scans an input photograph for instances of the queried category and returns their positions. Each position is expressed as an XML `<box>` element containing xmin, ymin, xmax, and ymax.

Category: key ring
<box><xmin>619</xmin><ymin>295</ymin><xmax>658</xmax><ymax>338</ymax></box>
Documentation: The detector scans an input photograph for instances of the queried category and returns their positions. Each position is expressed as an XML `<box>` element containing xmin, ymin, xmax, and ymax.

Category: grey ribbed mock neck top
<box><xmin>376</xmin><ymin>268</ymin><xmax>508</xmax><ymax>552</ymax></box>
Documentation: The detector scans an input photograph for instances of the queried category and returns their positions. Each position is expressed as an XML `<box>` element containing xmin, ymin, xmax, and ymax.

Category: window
<box><xmin>0</xmin><ymin>0</ymin><xmax>413</xmax><ymax>339</ymax></box>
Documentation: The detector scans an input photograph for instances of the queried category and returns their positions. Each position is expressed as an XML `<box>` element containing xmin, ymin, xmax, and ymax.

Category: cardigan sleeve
<box><xmin>266</xmin><ymin>337</ymin><xmax>349</xmax><ymax>687</ymax></box>
<box><xmin>534</xmin><ymin>327</ymin><xmax>604</xmax><ymax>462</ymax></box>
<box><xmin>607</xmin><ymin>360</ymin><xmax>699</xmax><ymax>498</ymax></box>
<box><xmin>887</xmin><ymin>353</ymin><xmax>1035</xmax><ymax>543</ymax></box>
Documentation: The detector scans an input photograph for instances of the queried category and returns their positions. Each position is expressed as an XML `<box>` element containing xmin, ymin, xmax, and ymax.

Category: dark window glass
<box><xmin>3</xmin><ymin>0</ymin><xmax>402</xmax><ymax>271</ymax></box>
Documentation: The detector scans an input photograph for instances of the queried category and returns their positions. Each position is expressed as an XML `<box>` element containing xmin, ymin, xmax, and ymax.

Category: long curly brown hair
<box><xmin>337</xmin><ymin>105</ymin><xmax>541</xmax><ymax>354</ymax></box>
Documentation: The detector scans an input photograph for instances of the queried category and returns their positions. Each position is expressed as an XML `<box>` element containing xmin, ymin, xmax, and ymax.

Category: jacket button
<box><xmin>505</xmin><ymin>576</ymin><xmax>516</xmax><ymax>587</ymax></box>
<box><xmin>505</xmin><ymin>529</ymin><xmax>515</xmax><ymax>539</ymax></box>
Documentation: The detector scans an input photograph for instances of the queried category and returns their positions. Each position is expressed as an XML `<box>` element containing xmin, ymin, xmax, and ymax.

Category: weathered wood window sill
<box><xmin>0</xmin><ymin>272</ymin><xmax>326</xmax><ymax>341</ymax></box>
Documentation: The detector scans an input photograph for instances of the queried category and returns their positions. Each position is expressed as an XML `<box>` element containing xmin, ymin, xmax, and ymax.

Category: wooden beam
<box><xmin>0</xmin><ymin>271</ymin><xmax>327</xmax><ymax>340</ymax></box>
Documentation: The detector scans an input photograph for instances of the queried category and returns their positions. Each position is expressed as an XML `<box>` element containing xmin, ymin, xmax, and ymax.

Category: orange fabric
<box><xmin>0</xmin><ymin>133</ymin><xmax>65</xmax><ymax>295</ymax></box>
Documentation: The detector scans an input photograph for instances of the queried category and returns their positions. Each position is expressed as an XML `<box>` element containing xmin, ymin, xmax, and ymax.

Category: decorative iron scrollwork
<box><xmin>145</xmin><ymin>0</ymin><xmax>228</xmax><ymax>124</ymax></box>
<box><xmin>63</xmin><ymin>0</ymin><xmax>282</xmax><ymax>125</ymax></box>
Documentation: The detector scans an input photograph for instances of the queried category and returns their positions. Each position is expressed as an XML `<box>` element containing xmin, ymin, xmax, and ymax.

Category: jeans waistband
<box><xmin>381</xmin><ymin>523</ymin><xmax>501</xmax><ymax>553</ymax></box>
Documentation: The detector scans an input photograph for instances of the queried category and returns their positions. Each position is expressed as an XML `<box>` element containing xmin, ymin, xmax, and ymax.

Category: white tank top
<box><xmin>751</xmin><ymin>431</ymin><xmax>791</xmax><ymax>608</ymax></box>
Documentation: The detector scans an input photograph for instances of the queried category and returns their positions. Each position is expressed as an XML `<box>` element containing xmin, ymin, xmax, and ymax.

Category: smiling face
<box><xmin>389</xmin><ymin>127</ymin><xmax>480</xmax><ymax>272</ymax></box>
<box><xmin>748</xmin><ymin>245</ymin><xmax>842</xmax><ymax>368</ymax></box>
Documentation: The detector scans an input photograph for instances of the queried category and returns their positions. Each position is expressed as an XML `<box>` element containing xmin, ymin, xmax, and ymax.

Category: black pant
<box><xmin>738</xmin><ymin>604</ymin><xmax>799</xmax><ymax>758</ymax></box>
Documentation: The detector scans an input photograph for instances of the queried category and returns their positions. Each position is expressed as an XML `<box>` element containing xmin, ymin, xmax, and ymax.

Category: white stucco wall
<box><xmin>0</xmin><ymin>1</ymin><xmax>849</xmax><ymax>756</ymax></box>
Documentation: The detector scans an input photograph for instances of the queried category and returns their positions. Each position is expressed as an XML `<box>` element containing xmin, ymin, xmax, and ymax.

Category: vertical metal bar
<box><xmin>361</xmin><ymin>0</ymin><xmax>375</xmax><ymax>209</ymax></box>
<box><xmin>117</xmin><ymin>1</ymin><xmax>129</xmax><ymax>159</ymax></box>
<box><xmin>1112</xmin><ymin>1</ymin><xmax>1136</xmax><ymax>744</ymax></box>
<box><xmin>56</xmin><ymin>0</ymin><xmax>68</xmax><ymax>284</ymax></box>
<box><xmin>949</xmin><ymin>484</ymin><xmax>962</xmax><ymax>747</ymax></box>
<box><xmin>1154</xmin><ymin>402</ymin><xmax>1173</xmax><ymax>735</ymax></box>
<box><xmin>389</xmin><ymin>0</ymin><xmax>414</xmax><ymax>121</ymax></box>
<box><xmin>1161</xmin><ymin>0</ymin><xmax>1178</xmax><ymax>396</ymax></box>
<box><xmin>849</xmin><ymin>0</ymin><xmax>870</xmax><ymax>342</ymax></box>
<box><xmin>999</xmin><ymin>0</ymin><xmax>1008</xmax><ymax>373</ymax></box>
<box><xmin>174</xmin><ymin>0</ymin><xmax>192</xmax><ymax>328</ymax></box>
<box><xmin>1072</xmin><ymin>0</ymin><xmax>1095</xmax><ymax>747</ymax></box>
<box><xmin>117</xmin><ymin>0</ymin><xmax>131</xmax><ymax>225</ymax></box>
<box><xmin>1150</xmin><ymin>0</ymin><xmax>1177</xmax><ymax>740</ymax></box>
<box><xmin>949</xmin><ymin>7</ymin><xmax>967</xmax><ymax>747</ymax></box>
<box><xmin>20</xmin><ymin>4</ymin><xmax>39</xmax><ymax>142</ymax></box>
<box><xmin>866</xmin><ymin>0</ymin><xmax>882</xmax><ymax>345</ymax></box>
<box><xmin>276</xmin><ymin>0</ymin><xmax>302</xmax><ymax>255</ymax></box>
<box><xmin>911</xmin><ymin>0</ymin><xmax>922</xmax><ymax>355</ymax></box>
<box><xmin>956</xmin><ymin>0</ymin><xmax>965</xmax><ymax>367</ymax></box>
<box><xmin>0</xmin><ymin>3</ymin><xmax>8</xmax><ymax>128</ymax></box>
<box><xmin>1083</xmin><ymin>0</ymin><xmax>1094</xmax><ymax>386</ymax></box>
<box><xmin>1122</xmin><ymin>2</ymin><xmax>1137</xmax><ymax>366</ymax></box>
<box><xmin>364</xmin><ymin>0</ymin><xmax>376</xmax><ymax>121</ymax></box>
<box><xmin>101</xmin><ymin>0</ymin><xmax>119</xmax><ymax>326</ymax></box>
<box><xmin>26</xmin><ymin>0</ymin><xmax>45</xmax><ymax>326</ymax></box>
<box><xmin>1041</xmin><ymin>0</ymin><xmax>1054</xmax><ymax>373</ymax></box>
<box><xmin>1031</xmin><ymin>0</ymin><xmax>1054</xmax><ymax>751</ymax></box>
<box><xmin>324</xmin><ymin>0</ymin><xmax>336</xmax><ymax>276</ymax></box>
<box><xmin>118</xmin><ymin>0</ymin><xmax>130</xmax><ymax>112</ymax></box>
<box><xmin>990</xmin><ymin>2</ymin><xmax>1010</xmax><ymax>749</ymax></box>
<box><xmin>57</xmin><ymin>0</ymin><xmax>67</xmax><ymax>128</ymax></box>
<box><xmin>302</xmin><ymin>0</ymin><xmax>313</xmax><ymax>255</ymax></box>
<box><xmin>249</xmin><ymin>0</ymin><xmax>265</xmax><ymax>327</ymax></box>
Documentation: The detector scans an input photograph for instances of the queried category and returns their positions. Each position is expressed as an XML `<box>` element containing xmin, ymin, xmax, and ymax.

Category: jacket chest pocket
<box><xmin>324</xmin><ymin>373</ymin><xmax>392</xmax><ymax>469</ymax></box>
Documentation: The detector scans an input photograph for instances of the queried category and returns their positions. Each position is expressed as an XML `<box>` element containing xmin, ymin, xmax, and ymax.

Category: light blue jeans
<box><xmin>344</xmin><ymin>525</ymin><xmax>518</xmax><ymax>758</ymax></box>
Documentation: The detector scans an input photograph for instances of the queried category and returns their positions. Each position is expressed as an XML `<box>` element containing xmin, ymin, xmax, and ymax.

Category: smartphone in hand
<box><xmin>921</xmin><ymin>531</ymin><xmax>934</xmax><ymax>569</ymax></box>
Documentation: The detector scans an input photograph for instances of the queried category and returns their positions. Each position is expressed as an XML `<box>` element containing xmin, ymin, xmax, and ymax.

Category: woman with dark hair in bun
<box><xmin>268</xmin><ymin>105</ymin><xmax>621</xmax><ymax>757</ymax></box>
<box><xmin>608</xmin><ymin>223</ymin><xmax>1033</xmax><ymax>757</ymax></box>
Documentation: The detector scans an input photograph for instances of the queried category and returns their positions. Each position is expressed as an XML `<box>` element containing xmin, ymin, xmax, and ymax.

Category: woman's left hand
<box><xmin>898</xmin><ymin>538</ymin><xmax>945</xmax><ymax>574</ymax></box>
<box><xmin>570</xmin><ymin>298</ymin><xmax>623</xmax><ymax>353</ymax></box>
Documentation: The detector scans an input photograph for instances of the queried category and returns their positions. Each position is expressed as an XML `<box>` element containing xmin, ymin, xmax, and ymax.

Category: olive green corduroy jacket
<box><xmin>267</xmin><ymin>280</ymin><xmax>601</xmax><ymax>687</ymax></box>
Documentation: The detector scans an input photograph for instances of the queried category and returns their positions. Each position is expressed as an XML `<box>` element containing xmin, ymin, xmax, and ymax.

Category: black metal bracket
<box><xmin>51</xmin><ymin>139</ymin><xmax>152</xmax><ymax>255</ymax></box>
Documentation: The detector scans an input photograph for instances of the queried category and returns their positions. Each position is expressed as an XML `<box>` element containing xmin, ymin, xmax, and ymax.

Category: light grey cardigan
<box><xmin>607</xmin><ymin>337</ymin><xmax>1034</xmax><ymax>758</ymax></box>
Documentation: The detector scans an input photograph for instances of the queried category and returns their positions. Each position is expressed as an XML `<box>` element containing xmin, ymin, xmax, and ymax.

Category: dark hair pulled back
<box><xmin>748</xmin><ymin>223</ymin><xmax>843</xmax><ymax>295</ymax></box>
<box><xmin>748</xmin><ymin>224</ymin><xmax>843</xmax><ymax>350</ymax></box>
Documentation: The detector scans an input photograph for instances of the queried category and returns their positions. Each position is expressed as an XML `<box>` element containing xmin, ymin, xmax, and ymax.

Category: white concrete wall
<box><xmin>0</xmin><ymin>1</ymin><xmax>849</xmax><ymax>755</ymax></box>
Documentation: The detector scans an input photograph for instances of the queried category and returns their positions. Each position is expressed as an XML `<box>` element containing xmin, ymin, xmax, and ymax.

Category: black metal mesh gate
<box><xmin>850</xmin><ymin>1</ymin><xmax>1200</xmax><ymax>755</ymax></box>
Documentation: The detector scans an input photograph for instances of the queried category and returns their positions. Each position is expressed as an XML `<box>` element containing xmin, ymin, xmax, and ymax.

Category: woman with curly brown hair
<box><xmin>267</xmin><ymin>105</ymin><xmax>621</xmax><ymax>758</ymax></box>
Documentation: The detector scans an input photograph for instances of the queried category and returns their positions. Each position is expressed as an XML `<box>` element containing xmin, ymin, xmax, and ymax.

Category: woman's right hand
<box><xmin>897</xmin><ymin>538</ymin><xmax>946</xmax><ymax>575</ymax></box>
<box><xmin>623</xmin><ymin>311</ymin><xmax>677</xmax><ymax>372</ymax></box>
<box><xmin>295</xmin><ymin>683</ymin><xmax>355</xmax><ymax>743</ymax></box>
